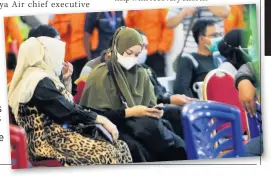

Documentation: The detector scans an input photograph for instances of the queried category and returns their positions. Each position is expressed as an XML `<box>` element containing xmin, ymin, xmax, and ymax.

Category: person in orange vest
<box><xmin>224</xmin><ymin>5</ymin><xmax>247</xmax><ymax>34</ymax></box>
<box><xmin>4</xmin><ymin>17</ymin><xmax>23</xmax><ymax>84</ymax></box>
<box><xmin>49</xmin><ymin>13</ymin><xmax>97</xmax><ymax>85</ymax></box>
<box><xmin>125</xmin><ymin>9</ymin><xmax>173</xmax><ymax>77</ymax></box>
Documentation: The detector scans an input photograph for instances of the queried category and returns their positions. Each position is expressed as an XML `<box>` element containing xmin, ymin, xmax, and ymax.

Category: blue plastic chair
<box><xmin>182</xmin><ymin>101</ymin><xmax>247</xmax><ymax>159</ymax></box>
<box><xmin>247</xmin><ymin>103</ymin><xmax>262</xmax><ymax>139</ymax></box>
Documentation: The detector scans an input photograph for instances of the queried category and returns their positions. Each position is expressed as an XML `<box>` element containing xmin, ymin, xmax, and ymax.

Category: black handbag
<box><xmin>72</xmin><ymin>123</ymin><xmax>114</xmax><ymax>144</ymax></box>
<box><xmin>106</xmin><ymin>61</ymin><xmax>174</xmax><ymax>131</ymax></box>
<box><xmin>106</xmin><ymin>62</ymin><xmax>178</xmax><ymax>152</ymax></box>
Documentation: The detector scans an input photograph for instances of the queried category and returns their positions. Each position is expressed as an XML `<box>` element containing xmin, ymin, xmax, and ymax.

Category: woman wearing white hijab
<box><xmin>8</xmin><ymin>36</ymin><xmax>132</xmax><ymax>165</ymax></box>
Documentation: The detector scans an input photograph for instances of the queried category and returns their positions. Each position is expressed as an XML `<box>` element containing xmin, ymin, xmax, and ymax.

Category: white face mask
<box><xmin>137</xmin><ymin>49</ymin><xmax>148</xmax><ymax>64</ymax></box>
<box><xmin>117</xmin><ymin>52</ymin><xmax>138</xmax><ymax>70</ymax></box>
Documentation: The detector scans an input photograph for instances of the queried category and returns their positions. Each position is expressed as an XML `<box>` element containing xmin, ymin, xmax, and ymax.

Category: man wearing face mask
<box><xmin>174</xmin><ymin>19</ymin><xmax>222</xmax><ymax>98</ymax></box>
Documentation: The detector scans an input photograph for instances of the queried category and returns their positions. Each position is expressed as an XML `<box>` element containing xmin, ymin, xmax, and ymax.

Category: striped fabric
<box><xmin>167</xmin><ymin>7</ymin><xmax>224</xmax><ymax>53</ymax></box>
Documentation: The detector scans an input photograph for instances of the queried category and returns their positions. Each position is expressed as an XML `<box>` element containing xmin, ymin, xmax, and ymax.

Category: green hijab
<box><xmin>80</xmin><ymin>27</ymin><xmax>157</xmax><ymax>110</ymax></box>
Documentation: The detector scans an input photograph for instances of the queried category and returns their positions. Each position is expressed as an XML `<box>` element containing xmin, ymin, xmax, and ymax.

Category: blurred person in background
<box><xmin>84</xmin><ymin>11</ymin><xmax>125</xmax><ymax>61</ymax></box>
<box><xmin>4</xmin><ymin>17</ymin><xmax>23</xmax><ymax>54</ymax></box>
<box><xmin>173</xmin><ymin>19</ymin><xmax>220</xmax><ymax>98</ymax></box>
<box><xmin>125</xmin><ymin>9</ymin><xmax>173</xmax><ymax>77</ymax></box>
<box><xmin>218</xmin><ymin>28</ymin><xmax>251</xmax><ymax>72</ymax></box>
<box><xmin>223</xmin><ymin>5</ymin><xmax>247</xmax><ymax>34</ymax></box>
<box><xmin>49</xmin><ymin>13</ymin><xmax>91</xmax><ymax>88</ymax></box>
<box><xmin>20</xmin><ymin>15</ymin><xmax>42</xmax><ymax>28</ymax></box>
<box><xmin>80</xmin><ymin>37</ymin><xmax>113</xmax><ymax>77</ymax></box>
<box><xmin>166</xmin><ymin>6</ymin><xmax>229</xmax><ymax>55</ymax></box>
<box><xmin>4</xmin><ymin>17</ymin><xmax>23</xmax><ymax>84</ymax></box>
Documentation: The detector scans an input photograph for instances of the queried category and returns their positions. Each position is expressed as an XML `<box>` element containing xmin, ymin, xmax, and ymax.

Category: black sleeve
<box><xmin>31</xmin><ymin>78</ymin><xmax>97</xmax><ymax>125</ymax></box>
<box><xmin>85</xmin><ymin>108</ymin><xmax>126</xmax><ymax>125</ymax></box>
<box><xmin>235</xmin><ymin>63</ymin><xmax>256</xmax><ymax>89</ymax></box>
<box><xmin>142</xmin><ymin>65</ymin><xmax>171</xmax><ymax>104</ymax></box>
<box><xmin>121</xmin><ymin>16</ymin><xmax>125</xmax><ymax>26</ymax></box>
<box><xmin>173</xmin><ymin>56</ymin><xmax>195</xmax><ymax>97</ymax></box>
<box><xmin>157</xmin><ymin>94</ymin><xmax>171</xmax><ymax>104</ymax></box>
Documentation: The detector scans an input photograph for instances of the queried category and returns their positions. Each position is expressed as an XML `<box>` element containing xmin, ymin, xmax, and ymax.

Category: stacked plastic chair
<box><xmin>182</xmin><ymin>101</ymin><xmax>247</xmax><ymax>159</ymax></box>
<box><xmin>10</xmin><ymin>124</ymin><xmax>28</xmax><ymax>169</ymax></box>
<box><xmin>246</xmin><ymin>102</ymin><xmax>262</xmax><ymax>139</ymax></box>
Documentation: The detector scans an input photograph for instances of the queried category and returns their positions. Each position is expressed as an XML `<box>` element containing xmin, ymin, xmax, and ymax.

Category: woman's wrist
<box><xmin>63</xmin><ymin>77</ymin><xmax>72</xmax><ymax>85</ymax></box>
<box><xmin>95</xmin><ymin>115</ymin><xmax>107</xmax><ymax>125</ymax></box>
<box><xmin>237</xmin><ymin>79</ymin><xmax>251</xmax><ymax>90</ymax></box>
<box><xmin>125</xmin><ymin>108</ymin><xmax>133</xmax><ymax>118</ymax></box>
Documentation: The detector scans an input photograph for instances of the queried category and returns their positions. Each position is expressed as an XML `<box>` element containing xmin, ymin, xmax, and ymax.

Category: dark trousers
<box><xmin>146</xmin><ymin>52</ymin><xmax>165</xmax><ymax>77</ymax></box>
<box><xmin>121</xmin><ymin>116</ymin><xmax>187</xmax><ymax>162</ymax></box>
<box><xmin>163</xmin><ymin>105</ymin><xmax>184</xmax><ymax>139</ymax></box>
<box><xmin>245</xmin><ymin>135</ymin><xmax>263</xmax><ymax>156</ymax></box>
<box><xmin>119</xmin><ymin>133</ymin><xmax>154</xmax><ymax>162</ymax></box>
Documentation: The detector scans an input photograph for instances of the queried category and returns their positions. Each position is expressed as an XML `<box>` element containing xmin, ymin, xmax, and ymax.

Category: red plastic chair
<box><xmin>202</xmin><ymin>69</ymin><xmax>249</xmax><ymax>136</ymax></box>
<box><xmin>73</xmin><ymin>75</ymin><xmax>88</xmax><ymax>104</ymax></box>
<box><xmin>31</xmin><ymin>160</ymin><xmax>62</xmax><ymax>167</ymax></box>
<box><xmin>10</xmin><ymin>124</ymin><xmax>28</xmax><ymax>169</ymax></box>
<box><xmin>73</xmin><ymin>81</ymin><xmax>86</xmax><ymax>104</ymax></box>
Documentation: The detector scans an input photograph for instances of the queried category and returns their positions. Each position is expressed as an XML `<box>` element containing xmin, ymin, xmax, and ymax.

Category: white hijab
<box><xmin>8</xmin><ymin>36</ymin><xmax>66</xmax><ymax>119</ymax></box>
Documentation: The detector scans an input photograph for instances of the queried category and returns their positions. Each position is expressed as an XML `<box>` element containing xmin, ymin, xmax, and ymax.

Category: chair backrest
<box><xmin>203</xmin><ymin>69</ymin><xmax>248</xmax><ymax>134</ymax></box>
<box><xmin>157</xmin><ymin>76</ymin><xmax>175</xmax><ymax>93</ymax></box>
<box><xmin>182</xmin><ymin>101</ymin><xmax>246</xmax><ymax>159</ymax></box>
<box><xmin>247</xmin><ymin>103</ymin><xmax>262</xmax><ymax>138</ymax></box>
<box><xmin>193</xmin><ymin>81</ymin><xmax>204</xmax><ymax>100</ymax></box>
<box><xmin>218</xmin><ymin>62</ymin><xmax>238</xmax><ymax>76</ymax></box>
<box><xmin>10</xmin><ymin>124</ymin><xmax>28</xmax><ymax>169</ymax></box>
<box><xmin>73</xmin><ymin>81</ymin><xmax>86</xmax><ymax>104</ymax></box>
<box><xmin>74</xmin><ymin>74</ymin><xmax>89</xmax><ymax>104</ymax></box>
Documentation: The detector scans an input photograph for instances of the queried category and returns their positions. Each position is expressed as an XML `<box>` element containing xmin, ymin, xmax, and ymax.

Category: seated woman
<box><xmin>218</xmin><ymin>28</ymin><xmax>251</xmax><ymax>74</ymax></box>
<box><xmin>235</xmin><ymin>61</ymin><xmax>262</xmax><ymax>156</ymax></box>
<box><xmin>80</xmin><ymin>27</ymin><xmax>187</xmax><ymax>162</ymax></box>
<box><xmin>220</xmin><ymin>28</ymin><xmax>262</xmax><ymax>156</ymax></box>
<box><xmin>8</xmin><ymin>36</ymin><xmax>132</xmax><ymax>165</ymax></box>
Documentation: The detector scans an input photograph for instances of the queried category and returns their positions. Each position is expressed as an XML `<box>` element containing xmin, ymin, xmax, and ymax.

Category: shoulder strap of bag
<box><xmin>173</xmin><ymin>10</ymin><xmax>199</xmax><ymax>72</ymax></box>
<box><xmin>106</xmin><ymin>61</ymin><xmax>128</xmax><ymax>108</ymax></box>
<box><xmin>182</xmin><ymin>52</ymin><xmax>199</xmax><ymax>69</ymax></box>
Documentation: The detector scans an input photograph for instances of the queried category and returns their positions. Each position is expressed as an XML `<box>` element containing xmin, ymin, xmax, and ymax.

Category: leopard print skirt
<box><xmin>17</xmin><ymin>104</ymin><xmax>133</xmax><ymax>165</ymax></box>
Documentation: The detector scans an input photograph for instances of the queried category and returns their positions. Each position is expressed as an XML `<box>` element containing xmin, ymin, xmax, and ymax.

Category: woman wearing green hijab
<box><xmin>80</xmin><ymin>27</ymin><xmax>187</xmax><ymax>162</ymax></box>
